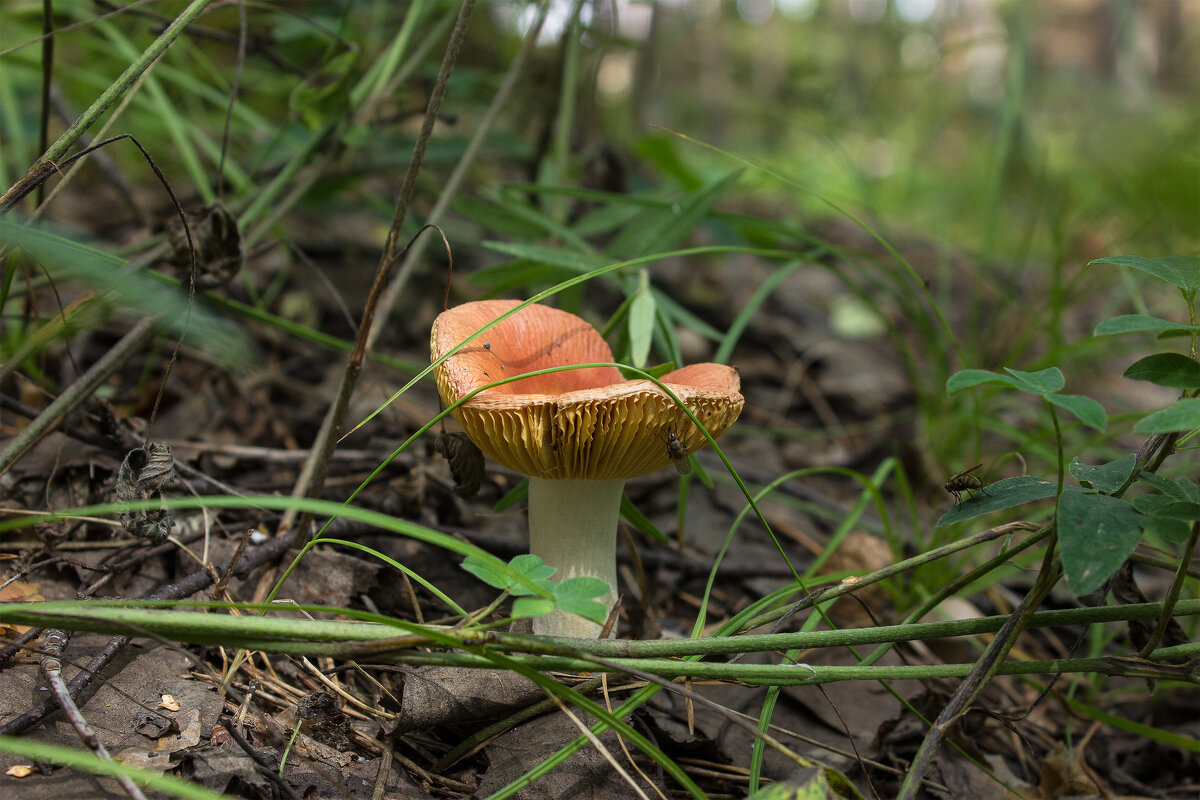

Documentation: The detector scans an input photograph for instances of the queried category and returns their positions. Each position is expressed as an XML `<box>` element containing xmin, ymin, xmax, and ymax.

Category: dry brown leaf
<box><xmin>0</xmin><ymin>579</ymin><xmax>44</xmax><ymax>603</ymax></box>
<box><xmin>1038</xmin><ymin>742</ymin><xmax>1098</xmax><ymax>799</ymax></box>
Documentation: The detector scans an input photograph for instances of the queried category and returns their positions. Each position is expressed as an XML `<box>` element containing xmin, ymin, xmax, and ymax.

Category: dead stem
<box><xmin>40</xmin><ymin>628</ymin><xmax>148</xmax><ymax>800</ymax></box>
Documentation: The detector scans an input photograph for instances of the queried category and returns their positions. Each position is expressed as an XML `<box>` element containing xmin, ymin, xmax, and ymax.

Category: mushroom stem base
<box><xmin>528</xmin><ymin>477</ymin><xmax>624</xmax><ymax>638</ymax></box>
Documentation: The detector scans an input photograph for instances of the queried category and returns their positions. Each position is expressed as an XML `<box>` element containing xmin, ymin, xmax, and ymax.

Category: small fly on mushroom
<box><xmin>661</xmin><ymin>427</ymin><xmax>691</xmax><ymax>475</ymax></box>
<box><xmin>944</xmin><ymin>464</ymin><xmax>989</xmax><ymax>506</ymax></box>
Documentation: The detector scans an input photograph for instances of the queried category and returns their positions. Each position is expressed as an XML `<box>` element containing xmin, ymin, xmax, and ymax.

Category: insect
<box><xmin>483</xmin><ymin>341</ymin><xmax>491</xmax><ymax>350</ymax></box>
<box><xmin>661</xmin><ymin>428</ymin><xmax>691</xmax><ymax>475</ymax></box>
<box><xmin>944</xmin><ymin>464</ymin><xmax>989</xmax><ymax>506</ymax></box>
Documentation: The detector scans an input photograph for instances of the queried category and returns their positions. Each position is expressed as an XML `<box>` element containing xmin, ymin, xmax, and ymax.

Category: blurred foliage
<box><xmin>1</xmin><ymin>0</ymin><xmax>1196</xmax><ymax>479</ymax></box>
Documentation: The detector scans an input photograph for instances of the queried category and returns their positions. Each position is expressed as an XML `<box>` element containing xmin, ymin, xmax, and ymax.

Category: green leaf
<box><xmin>1089</xmin><ymin>255</ymin><xmax>1200</xmax><ymax>291</ymax></box>
<box><xmin>467</xmin><ymin>260</ymin><xmax>571</xmax><ymax>294</ymax></box>
<box><xmin>1133</xmin><ymin>398</ymin><xmax>1200</xmax><ymax>433</ymax></box>
<box><xmin>947</xmin><ymin>367</ymin><xmax>1067</xmax><ymax>397</ymax></box>
<box><xmin>1069</xmin><ymin>455</ymin><xmax>1136</xmax><ymax>494</ymax></box>
<box><xmin>744</xmin><ymin>767</ymin><xmax>830</xmax><ymax>800</ymax></box>
<box><xmin>628</xmin><ymin>272</ymin><xmax>656</xmax><ymax>369</ymax></box>
<box><xmin>505</xmin><ymin>554</ymin><xmax>556</xmax><ymax>595</ymax></box>
<box><xmin>644</xmin><ymin>361</ymin><xmax>677</xmax><ymax>379</ymax></box>
<box><xmin>481</xmin><ymin>241</ymin><xmax>605</xmax><ymax>272</ymax></box>
<box><xmin>1153</xmin><ymin>501</ymin><xmax>1200</xmax><ymax>522</ymax></box>
<box><xmin>1094</xmin><ymin>314</ymin><xmax>1200</xmax><ymax>336</ymax></box>
<box><xmin>453</xmin><ymin>197</ymin><xmax>549</xmax><ymax>240</ymax></box>
<box><xmin>936</xmin><ymin>476</ymin><xmax>1059</xmax><ymax>526</ymax></box>
<box><xmin>551</xmin><ymin>577</ymin><xmax>610</xmax><ymax>623</ymax></box>
<box><xmin>1004</xmin><ymin>366</ymin><xmax>1066</xmax><ymax>394</ymax></box>
<box><xmin>461</xmin><ymin>553</ymin><xmax>554</xmax><ymax>595</ymax></box>
<box><xmin>460</xmin><ymin>554</ymin><xmax>511</xmax><ymax>590</ymax></box>
<box><xmin>571</xmin><ymin>202</ymin><xmax>644</xmax><ymax>239</ymax></box>
<box><xmin>946</xmin><ymin>369</ymin><xmax>1024</xmax><ymax>394</ymax></box>
<box><xmin>1124</xmin><ymin>353</ymin><xmax>1200</xmax><ymax>389</ymax></box>
<box><xmin>1140</xmin><ymin>516</ymin><xmax>1193</xmax><ymax>543</ymax></box>
<box><xmin>634</xmin><ymin>134</ymin><xmax>705</xmax><ymax>190</ymax></box>
<box><xmin>1057</xmin><ymin>488</ymin><xmax>1144</xmax><ymax>595</ymax></box>
<box><xmin>1046</xmin><ymin>393</ymin><xmax>1107</xmax><ymax>431</ymax></box>
<box><xmin>620</xmin><ymin>494</ymin><xmax>670</xmax><ymax>545</ymax></box>
<box><xmin>0</xmin><ymin>218</ymin><xmax>251</xmax><ymax>366</ymax></box>
<box><xmin>1132</xmin><ymin>494</ymin><xmax>1175</xmax><ymax>515</ymax></box>
<box><xmin>1137</xmin><ymin>471</ymin><xmax>1200</xmax><ymax>503</ymax></box>
<box><xmin>512</xmin><ymin>597</ymin><xmax>555</xmax><ymax>619</ymax></box>
<box><xmin>606</xmin><ymin>170</ymin><xmax>742</xmax><ymax>260</ymax></box>
<box><xmin>289</xmin><ymin>50</ymin><xmax>356</xmax><ymax>130</ymax></box>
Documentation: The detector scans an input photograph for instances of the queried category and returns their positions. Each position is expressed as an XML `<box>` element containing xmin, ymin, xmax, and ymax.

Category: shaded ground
<box><xmin>1</xmin><ymin>237</ymin><xmax>1197</xmax><ymax>799</ymax></box>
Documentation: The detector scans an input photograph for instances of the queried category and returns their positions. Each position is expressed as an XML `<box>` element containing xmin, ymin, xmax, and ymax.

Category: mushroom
<box><xmin>431</xmin><ymin>299</ymin><xmax>743</xmax><ymax>637</ymax></box>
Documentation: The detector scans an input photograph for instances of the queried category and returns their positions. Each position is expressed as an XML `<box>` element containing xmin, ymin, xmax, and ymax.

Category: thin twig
<box><xmin>40</xmin><ymin>629</ymin><xmax>148</xmax><ymax>800</ymax></box>
<box><xmin>36</xmin><ymin>0</ymin><xmax>213</xmax><ymax>166</ymax></box>
<box><xmin>369</xmin><ymin>742</ymin><xmax>392</xmax><ymax>800</ymax></box>
<box><xmin>0</xmin><ymin>530</ymin><xmax>296</xmax><ymax>737</ymax></box>
<box><xmin>37</xmin><ymin>0</ymin><xmax>53</xmax><ymax>209</ymax></box>
<box><xmin>211</xmin><ymin>529</ymin><xmax>253</xmax><ymax>601</ymax></box>
<box><xmin>368</xmin><ymin>0</ymin><xmax>550</xmax><ymax>348</ymax></box>
<box><xmin>0</xmin><ymin>317</ymin><xmax>158</xmax><ymax>474</ymax></box>
<box><xmin>225</xmin><ymin>720</ymin><xmax>304</xmax><ymax>800</ymax></box>
<box><xmin>1139</xmin><ymin>519</ymin><xmax>1199</xmax><ymax>658</ymax></box>
<box><xmin>895</xmin><ymin>551</ymin><xmax>1062</xmax><ymax>800</ymax></box>
<box><xmin>0</xmin><ymin>393</ymin><xmax>124</xmax><ymax>451</ymax></box>
<box><xmin>0</xmin><ymin>627</ymin><xmax>43</xmax><ymax>667</ymax></box>
<box><xmin>549</xmin><ymin>693</ymin><xmax>652</xmax><ymax>800</ymax></box>
<box><xmin>275</xmin><ymin>0</ymin><xmax>476</xmax><ymax>541</ymax></box>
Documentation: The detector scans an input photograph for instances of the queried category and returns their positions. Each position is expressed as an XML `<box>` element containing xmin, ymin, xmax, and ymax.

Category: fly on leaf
<box><xmin>944</xmin><ymin>464</ymin><xmax>988</xmax><ymax>506</ymax></box>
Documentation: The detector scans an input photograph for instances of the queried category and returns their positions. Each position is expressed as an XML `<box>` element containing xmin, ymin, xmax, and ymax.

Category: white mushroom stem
<box><xmin>528</xmin><ymin>476</ymin><xmax>624</xmax><ymax>638</ymax></box>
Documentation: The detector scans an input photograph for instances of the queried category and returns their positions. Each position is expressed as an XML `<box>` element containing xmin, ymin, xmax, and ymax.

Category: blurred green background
<box><xmin>1</xmin><ymin>0</ymin><xmax>1197</xmax><ymax>490</ymax></box>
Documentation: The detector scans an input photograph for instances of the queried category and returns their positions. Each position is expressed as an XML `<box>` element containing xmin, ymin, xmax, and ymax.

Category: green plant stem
<box><xmin>858</xmin><ymin>524</ymin><xmax>1054</xmax><ymax>667</ymax></box>
<box><xmin>6</xmin><ymin>598</ymin><xmax>1197</xmax><ymax>663</ymax></box>
<box><xmin>0</xmin><ymin>736</ymin><xmax>226</xmax><ymax>800</ymax></box>
<box><xmin>38</xmin><ymin>0</ymin><xmax>212</xmax><ymax>166</ymax></box>
<box><xmin>739</xmin><ymin>521</ymin><xmax>1043</xmax><ymax>631</ymax></box>
<box><xmin>1139</xmin><ymin>519</ymin><xmax>1200</xmax><ymax>658</ymax></box>
<box><xmin>1116</xmin><ymin>429</ymin><xmax>1181</xmax><ymax>497</ymax></box>
<box><xmin>0</xmin><ymin>315</ymin><xmax>157</xmax><ymax>473</ymax></box>
<box><xmin>285</xmin><ymin>645</ymin><xmax>1200</xmax><ymax>686</ymax></box>
<box><xmin>1048</xmin><ymin>400</ymin><xmax>1064</xmax><ymax>497</ymax></box>
<box><xmin>548</xmin><ymin>0</ymin><xmax>584</xmax><ymax>225</ymax></box>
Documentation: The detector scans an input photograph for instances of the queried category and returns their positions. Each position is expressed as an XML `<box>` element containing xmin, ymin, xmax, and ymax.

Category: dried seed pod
<box><xmin>114</xmin><ymin>442</ymin><xmax>175</xmax><ymax>543</ymax></box>
<box><xmin>166</xmin><ymin>203</ymin><xmax>243</xmax><ymax>289</ymax></box>
<box><xmin>435</xmin><ymin>431</ymin><xmax>485</xmax><ymax>498</ymax></box>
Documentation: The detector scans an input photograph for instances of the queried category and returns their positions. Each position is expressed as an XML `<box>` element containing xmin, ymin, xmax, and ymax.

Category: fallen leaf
<box><xmin>1039</xmin><ymin>742</ymin><xmax>1098</xmax><ymax>798</ymax></box>
<box><xmin>0</xmin><ymin>580</ymin><xmax>43</xmax><ymax>603</ymax></box>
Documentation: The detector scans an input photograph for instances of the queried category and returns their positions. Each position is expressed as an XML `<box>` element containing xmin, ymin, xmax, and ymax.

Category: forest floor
<box><xmin>1</xmin><ymin>212</ymin><xmax>1197</xmax><ymax>800</ymax></box>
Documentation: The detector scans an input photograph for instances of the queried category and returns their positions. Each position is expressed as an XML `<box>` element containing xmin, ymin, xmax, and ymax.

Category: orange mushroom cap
<box><xmin>430</xmin><ymin>300</ymin><xmax>744</xmax><ymax>480</ymax></box>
